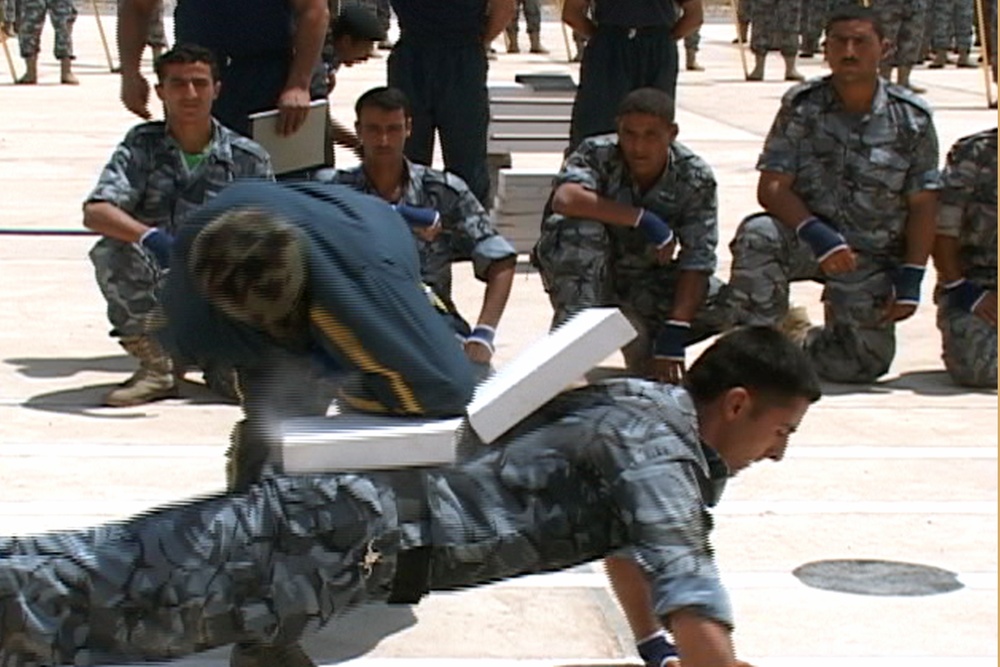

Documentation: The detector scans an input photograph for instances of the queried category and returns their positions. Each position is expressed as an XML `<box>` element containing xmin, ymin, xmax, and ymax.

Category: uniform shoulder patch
<box><xmin>884</xmin><ymin>82</ymin><xmax>934</xmax><ymax>116</ymax></box>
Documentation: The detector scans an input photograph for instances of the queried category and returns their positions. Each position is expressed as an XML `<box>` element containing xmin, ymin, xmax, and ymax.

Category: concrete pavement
<box><xmin>0</xmin><ymin>11</ymin><xmax>996</xmax><ymax>666</ymax></box>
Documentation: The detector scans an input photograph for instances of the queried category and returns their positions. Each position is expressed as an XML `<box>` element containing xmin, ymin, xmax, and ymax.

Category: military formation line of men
<box><xmin>0</xmin><ymin>1</ymin><xmax>995</xmax><ymax>667</ymax></box>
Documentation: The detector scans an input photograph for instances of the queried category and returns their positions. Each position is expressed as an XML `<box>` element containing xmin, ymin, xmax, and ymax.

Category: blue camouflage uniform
<box><xmin>86</xmin><ymin>120</ymin><xmax>273</xmax><ymax>340</ymax></box>
<box><xmin>532</xmin><ymin>134</ymin><xmax>728</xmax><ymax>371</ymax></box>
<box><xmin>569</xmin><ymin>0</ymin><xmax>689</xmax><ymax>151</ymax></box>
<box><xmin>171</xmin><ymin>0</ymin><xmax>328</xmax><ymax>137</ymax></box>
<box><xmin>324</xmin><ymin>160</ymin><xmax>517</xmax><ymax>310</ymax></box>
<box><xmin>727</xmin><ymin>77</ymin><xmax>941</xmax><ymax>383</ymax></box>
<box><xmin>387</xmin><ymin>0</ymin><xmax>492</xmax><ymax>207</ymax></box>
<box><xmin>0</xmin><ymin>380</ymin><xmax>734</xmax><ymax>666</ymax></box>
<box><xmin>15</xmin><ymin>0</ymin><xmax>76</xmax><ymax>60</ymax></box>
<box><xmin>935</xmin><ymin>128</ymin><xmax>997</xmax><ymax>388</ymax></box>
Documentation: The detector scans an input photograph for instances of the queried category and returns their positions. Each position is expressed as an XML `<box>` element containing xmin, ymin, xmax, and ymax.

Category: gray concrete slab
<box><xmin>0</xmin><ymin>10</ymin><xmax>995</xmax><ymax>667</ymax></box>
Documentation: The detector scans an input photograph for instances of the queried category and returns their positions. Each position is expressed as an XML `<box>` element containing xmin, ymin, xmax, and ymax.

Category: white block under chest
<box><xmin>466</xmin><ymin>307</ymin><xmax>637</xmax><ymax>444</ymax></box>
<box><xmin>279</xmin><ymin>415</ymin><xmax>463</xmax><ymax>473</ymax></box>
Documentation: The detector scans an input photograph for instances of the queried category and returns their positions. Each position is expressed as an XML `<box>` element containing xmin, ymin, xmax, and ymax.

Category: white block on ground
<box><xmin>467</xmin><ymin>308</ymin><xmax>637</xmax><ymax>444</ymax></box>
<box><xmin>279</xmin><ymin>415</ymin><xmax>463</xmax><ymax>473</ymax></box>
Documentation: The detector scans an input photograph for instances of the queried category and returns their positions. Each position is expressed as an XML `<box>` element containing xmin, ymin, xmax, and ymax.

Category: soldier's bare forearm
<box><xmin>117</xmin><ymin>0</ymin><xmax>156</xmax><ymax>75</ymax></box>
<box><xmin>902</xmin><ymin>190</ymin><xmax>938</xmax><ymax>266</ymax></box>
<box><xmin>551</xmin><ymin>183</ymin><xmax>643</xmax><ymax>228</ymax></box>
<box><xmin>562</xmin><ymin>0</ymin><xmax>596</xmax><ymax>38</ymax></box>
<box><xmin>287</xmin><ymin>0</ymin><xmax>329</xmax><ymax>91</ymax></box>
<box><xmin>476</xmin><ymin>256</ymin><xmax>516</xmax><ymax>329</ymax></box>
<box><xmin>83</xmin><ymin>202</ymin><xmax>149</xmax><ymax>243</ymax></box>
<box><xmin>483</xmin><ymin>0</ymin><xmax>516</xmax><ymax>44</ymax></box>
<box><xmin>669</xmin><ymin>270</ymin><xmax>708</xmax><ymax>323</ymax></box>
<box><xmin>931</xmin><ymin>235</ymin><xmax>964</xmax><ymax>283</ymax></box>
<box><xmin>667</xmin><ymin>609</ymin><xmax>738</xmax><ymax>667</ymax></box>
<box><xmin>757</xmin><ymin>172</ymin><xmax>813</xmax><ymax>231</ymax></box>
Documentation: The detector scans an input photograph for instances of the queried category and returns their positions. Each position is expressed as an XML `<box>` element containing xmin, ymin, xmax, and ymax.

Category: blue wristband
<box><xmin>139</xmin><ymin>227</ymin><xmax>174</xmax><ymax>269</ymax></box>
<box><xmin>944</xmin><ymin>279</ymin><xmax>987</xmax><ymax>313</ymax></box>
<box><xmin>466</xmin><ymin>324</ymin><xmax>496</xmax><ymax>354</ymax></box>
<box><xmin>635</xmin><ymin>209</ymin><xmax>674</xmax><ymax>248</ymax></box>
<box><xmin>637</xmin><ymin>631</ymin><xmax>679</xmax><ymax>667</ymax></box>
<box><xmin>653</xmin><ymin>320</ymin><xmax>690</xmax><ymax>360</ymax></box>
<box><xmin>395</xmin><ymin>203</ymin><xmax>440</xmax><ymax>228</ymax></box>
<box><xmin>893</xmin><ymin>264</ymin><xmax>926</xmax><ymax>305</ymax></box>
<box><xmin>796</xmin><ymin>216</ymin><xmax>848</xmax><ymax>262</ymax></box>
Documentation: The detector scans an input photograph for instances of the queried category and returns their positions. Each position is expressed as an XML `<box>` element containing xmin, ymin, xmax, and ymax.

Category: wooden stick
<box><xmin>90</xmin><ymin>0</ymin><xmax>115</xmax><ymax>72</ymax></box>
<box><xmin>558</xmin><ymin>0</ymin><xmax>572</xmax><ymax>62</ymax></box>
<box><xmin>0</xmin><ymin>25</ymin><xmax>17</xmax><ymax>83</ymax></box>
<box><xmin>729</xmin><ymin>0</ymin><xmax>749</xmax><ymax>80</ymax></box>
<box><xmin>974</xmin><ymin>0</ymin><xmax>996</xmax><ymax>107</ymax></box>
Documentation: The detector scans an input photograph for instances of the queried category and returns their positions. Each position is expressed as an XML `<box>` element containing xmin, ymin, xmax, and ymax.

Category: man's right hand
<box><xmin>945</xmin><ymin>279</ymin><xmax>997</xmax><ymax>327</ymax></box>
<box><xmin>121</xmin><ymin>72</ymin><xmax>152</xmax><ymax>120</ymax></box>
<box><xmin>635</xmin><ymin>208</ymin><xmax>676</xmax><ymax>264</ymax></box>
<box><xmin>974</xmin><ymin>291</ymin><xmax>998</xmax><ymax>327</ymax></box>
<box><xmin>796</xmin><ymin>216</ymin><xmax>857</xmax><ymax>275</ymax></box>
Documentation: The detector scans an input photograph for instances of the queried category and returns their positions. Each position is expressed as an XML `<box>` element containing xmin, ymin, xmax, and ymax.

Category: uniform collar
<box><xmin>163</xmin><ymin>119</ymin><xmax>235</xmax><ymax>165</ymax></box>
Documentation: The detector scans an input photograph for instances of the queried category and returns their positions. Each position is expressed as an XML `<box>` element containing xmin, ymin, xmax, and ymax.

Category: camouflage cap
<box><xmin>188</xmin><ymin>206</ymin><xmax>308</xmax><ymax>341</ymax></box>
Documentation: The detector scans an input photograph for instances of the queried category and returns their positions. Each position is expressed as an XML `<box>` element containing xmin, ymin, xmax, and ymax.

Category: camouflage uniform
<box><xmin>16</xmin><ymin>0</ymin><xmax>76</xmax><ymax>59</ymax></box>
<box><xmin>0</xmin><ymin>380</ymin><xmax>733</xmax><ymax>666</ymax></box>
<box><xmin>684</xmin><ymin>27</ymin><xmax>700</xmax><ymax>54</ymax></box>
<box><xmin>728</xmin><ymin>77</ymin><xmax>941</xmax><ymax>383</ymax></box>
<box><xmin>323</xmin><ymin>160</ymin><xmax>516</xmax><ymax>309</ymax></box>
<box><xmin>929</xmin><ymin>0</ymin><xmax>974</xmax><ymax>52</ymax></box>
<box><xmin>86</xmin><ymin>120</ymin><xmax>273</xmax><ymax>340</ymax></box>
<box><xmin>935</xmin><ymin>128</ymin><xmax>997</xmax><ymax>388</ymax></box>
<box><xmin>799</xmin><ymin>0</ymin><xmax>828</xmax><ymax>54</ymax></box>
<box><xmin>989</xmin><ymin>0</ymin><xmax>997</xmax><ymax>80</ymax></box>
<box><xmin>506</xmin><ymin>0</ymin><xmax>543</xmax><ymax>40</ymax></box>
<box><xmin>749</xmin><ymin>0</ymin><xmax>801</xmax><ymax>56</ymax></box>
<box><xmin>873</xmin><ymin>0</ymin><xmax>930</xmax><ymax>67</ymax></box>
<box><xmin>532</xmin><ymin>135</ymin><xmax>728</xmax><ymax>370</ymax></box>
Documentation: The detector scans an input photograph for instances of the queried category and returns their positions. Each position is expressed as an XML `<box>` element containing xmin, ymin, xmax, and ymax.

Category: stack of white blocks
<box><xmin>279</xmin><ymin>308</ymin><xmax>637</xmax><ymax>474</ymax></box>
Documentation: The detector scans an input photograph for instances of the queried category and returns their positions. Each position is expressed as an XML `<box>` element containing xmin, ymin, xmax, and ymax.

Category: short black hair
<box><xmin>825</xmin><ymin>5</ymin><xmax>884</xmax><ymax>41</ymax></box>
<box><xmin>684</xmin><ymin>327</ymin><xmax>822</xmax><ymax>406</ymax></box>
<box><xmin>154</xmin><ymin>43</ymin><xmax>219</xmax><ymax>83</ymax></box>
<box><xmin>355</xmin><ymin>86</ymin><xmax>411</xmax><ymax>119</ymax></box>
<box><xmin>332</xmin><ymin>4</ymin><xmax>387</xmax><ymax>41</ymax></box>
<box><xmin>616</xmin><ymin>87</ymin><xmax>676</xmax><ymax>124</ymax></box>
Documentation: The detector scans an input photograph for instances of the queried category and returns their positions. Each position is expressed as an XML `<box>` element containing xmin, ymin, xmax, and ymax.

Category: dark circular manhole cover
<box><xmin>792</xmin><ymin>559</ymin><xmax>964</xmax><ymax>596</ymax></box>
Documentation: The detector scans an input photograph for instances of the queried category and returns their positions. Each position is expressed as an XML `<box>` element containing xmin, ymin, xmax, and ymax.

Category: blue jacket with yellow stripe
<box><xmin>159</xmin><ymin>181</ymin><xmax>477</xmax><ymax>417</ymax></box>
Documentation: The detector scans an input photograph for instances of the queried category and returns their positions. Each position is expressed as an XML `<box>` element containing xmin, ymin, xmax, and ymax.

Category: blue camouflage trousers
<box><xmin>89</xmin><ymin>237</ymin><xmax>164</xmax><ymax>339</ymax></box>
<box><xmin>727</xmin><ymin>213</ymin><xmax>898</xmax><ymax>384</ymax></box>
<box><xmin>16</xmin><ymin>0</ymin><xmax>76</xmax><ymax>59</ymax></box>
<box><xmin>929</xmin><ymin>0</ymin><xmax>975</xmax><ymax>51</ymax></box>
<box><xmin>749</xmin><ymin>0</ymin><xmax>801</xmax><ymax>56</ymax></box>
<box><xmin>875</xmin><ymin>0</ymin><xmax>930</xmax><ymax>66</ymax></box>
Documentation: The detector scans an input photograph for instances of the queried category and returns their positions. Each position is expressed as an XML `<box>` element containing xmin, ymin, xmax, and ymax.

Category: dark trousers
<box><xmin>568</xmin><ymin>26</ymin><xmax>679</xmax><ymax>152</ymax></box>
<box><xmin>388</xmin><ymin>37</ymin><xmax>492</xmax><ymax>208</ymax></box>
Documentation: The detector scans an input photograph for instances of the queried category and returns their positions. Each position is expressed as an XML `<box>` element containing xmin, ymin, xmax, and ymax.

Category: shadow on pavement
<box><xmin>820</xmin><ymin>368</ymin><xmax>997</xmax><ymax>397</ymax></box>
<box><xmin>300</xmin><ymin>603</ymin><xmax>418</xmax><ymax>663</ymax></box>
<box><xmin>7</xmin><ymin>354</ymin><xmax>135</xmax><ymax>378</ymax></box>
<box><xmin>19</xmin><ymin>379</ymin><xmax>234</xmax><ymax>418</ymax></box>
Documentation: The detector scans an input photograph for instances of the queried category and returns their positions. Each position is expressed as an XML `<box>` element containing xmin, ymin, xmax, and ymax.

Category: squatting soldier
<box><xmin>746</xmin><ymin>0</ymin><xmax>804</xmax><ymax>81</ymax></box>
<box><xmin>563</xmin><ymin>0</ymin><xmax>704</xmax><ymax>151</ymax></box>
<box><xmin>0</xmin><ymin>326</ymin><xmax>820</xmax><ymax>667</ymax></box>
<box><xmin>505</xmin><ymin>0</ymin><xmax>548</xmax><ymax>53</ymax></box>
<box><xmin>323</xmin><ymin>87</ymin><xmax>517</xmax><ymax>369</ymax></box>
<box><xmin>927</xmin><ymin>0</ymin><xmax>975</xmax><ymax>68</ymax></box>
<box><xmin>872</xmin><ymin>0</ymin><xmax>930</xmax><ymax>91</ymax></box>
<box><xmin>932</xmin><ymin>128</ymin><xmax>997</xmax><ymax>388</ymax></box>
<box><xmin>726</xmin><ymin>6</ymin><xmax>941</xmax><ymax>384</ymax></box>
<box><xmin>14</xmin><ymin>0</ymin><xmax>77</xmax><ymax>84</ymax></box>
<box><xmin>532</xmin><ymin>86</ymin><xmax>728</xmax><ymax>666</ymax></box>
<box><xmin>83</xmin><ymin>45</ymin><xmax>273</xmax><ymax>407</ymax></box>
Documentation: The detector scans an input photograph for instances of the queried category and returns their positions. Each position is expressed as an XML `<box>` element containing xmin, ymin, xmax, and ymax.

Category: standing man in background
<box><xmin>118</xmin><ymin>0</ymin><xmax>330</xmax><ymax>138</ymax></box>
<box><xmin>563</xmin><ymin>0</ymin><xmax>703</xmax><ymax>152</ymax></box>
<box><xmin>12</xmin><ymin>0</ymin><xmax>77</xmax><ymax>84</ymax></box>
<box><xmin>387</xmin><ymin>0</ymin><xmax>515</xmax><ymax>208</ymax></box>
<box><xmin>505</xmin><ymin>0</ymin><xmax>548</xmax><ymax>54</ymax></box>
<box><xmin>926</xmin><ymin>0</ymin><xmax>975</xmax><ymax>68</ymax></box>
<box><xmin>872</xmin><ymin>0</ymin><xmax>929</xmax><ymax>91</ymax></box>
<box><xmin>745</xmin><ymin>0</ymin><xmax>804</xmax><ymax>81</ymax></box>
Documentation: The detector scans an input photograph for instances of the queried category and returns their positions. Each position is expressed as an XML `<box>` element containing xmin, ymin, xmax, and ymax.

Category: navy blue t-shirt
<box><xmin>390</xmin><ymin>0</ymin><xmax>487</xmax><ymax>41</ymax></box>
<box><xmin>594</xmin><ymin>0</ymin><xmax>676</xmax><ymax>28</ymax></box>
<box><xmin>174</xmin><ymin>0</ymin><xmax>293</xmax><ymax>57</ymax></box>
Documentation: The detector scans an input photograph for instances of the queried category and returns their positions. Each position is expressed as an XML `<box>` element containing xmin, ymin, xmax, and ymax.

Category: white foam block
<box><xmin>466</xmin><ymin>307</ymin><xmax>637</xmax><ymax>444</ymax></box>
<box><xmin>279</xmin><ymin>415</ymin><xmax>463</xmax><ymax>473</ymax></box>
